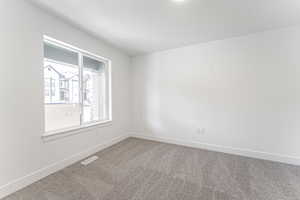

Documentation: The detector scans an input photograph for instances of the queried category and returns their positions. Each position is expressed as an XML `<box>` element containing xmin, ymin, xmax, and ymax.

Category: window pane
<box><xmin>82</xmin><ymin>56</ymin><xmax>106</xmax><ymax>123</ymax></box>
<box><xmin>44</xmin><ymin>58</ymin><xmax>80</xmax><ymax>132</ymax></box>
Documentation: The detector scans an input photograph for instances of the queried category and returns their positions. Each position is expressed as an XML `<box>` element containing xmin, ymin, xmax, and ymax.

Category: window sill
<box><xmin>42</xmin><ymin>120</ymin><xmax>112</xmax><ymax>142</ymax></box>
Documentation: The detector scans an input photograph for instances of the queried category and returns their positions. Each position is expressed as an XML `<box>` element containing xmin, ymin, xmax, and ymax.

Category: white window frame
<box><xmin>43</xmin><ymin>36</ymin><xmax>112</xmax><ymax>139</ymax></box>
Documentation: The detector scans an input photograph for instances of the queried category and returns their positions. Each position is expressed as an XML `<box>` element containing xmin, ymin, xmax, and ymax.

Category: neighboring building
<box><xmin>44</xmin><ymin>62</ymin><xmax>79</xmax><ymax>104</ymax></box>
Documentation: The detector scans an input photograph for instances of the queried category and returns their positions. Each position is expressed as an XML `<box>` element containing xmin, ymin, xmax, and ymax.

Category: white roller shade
<box><xmin>83</xmin><ymin>56</ymin><xmax>105</xmax><ymax>72</ymax></box>
<box><xmin>44</xmin><ymin>42</ymin><xmax>79</xmax><ymax>65</ymax></box>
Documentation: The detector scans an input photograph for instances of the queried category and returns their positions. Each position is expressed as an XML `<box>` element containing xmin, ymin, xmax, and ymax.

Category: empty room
<box><xmin>1</xmin><ymin>0</ymin><xmax>300</xmax><ymax>199</ymax></box>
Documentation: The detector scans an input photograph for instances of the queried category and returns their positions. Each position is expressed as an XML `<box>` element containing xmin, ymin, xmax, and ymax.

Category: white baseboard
<box><xmin>130</xmin><ymin>133</ymin><xmax>300</xmax><ymax>166</ymax></box>
<box><xmin>0</xmin><ymin>134</ymin><xmax>130</xmax><ymax>199</ymax></box>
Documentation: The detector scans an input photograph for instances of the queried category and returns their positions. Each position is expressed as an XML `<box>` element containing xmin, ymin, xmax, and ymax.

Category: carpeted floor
<box><xmin>3</xmin><ymin>138</ymin><xmax>300</xmax><ymax>200</ymax></box>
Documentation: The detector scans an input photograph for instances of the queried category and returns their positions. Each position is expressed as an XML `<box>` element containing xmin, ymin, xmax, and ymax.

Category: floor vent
<box><xmin>81</xmin><ymin>156</ymin><xmax>99</xmax><ymax>166</ymax></box>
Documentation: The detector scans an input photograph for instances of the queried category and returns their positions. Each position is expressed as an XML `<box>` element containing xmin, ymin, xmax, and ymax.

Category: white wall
<box><xmin>132</xmin><ymin>26</ymin><xmax>300</xmax><ymax>164</ymax></box>
<box><xmin>0</xmin><ymin>0</ymin><xmax>131</xmax><ymax>195</ymax></box>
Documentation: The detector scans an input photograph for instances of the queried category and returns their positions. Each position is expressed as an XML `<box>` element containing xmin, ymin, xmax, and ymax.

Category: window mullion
<box><xmin>79</xmin><ymin>52</ymin><xmax>84</xmax><ymax>126</ymax></box>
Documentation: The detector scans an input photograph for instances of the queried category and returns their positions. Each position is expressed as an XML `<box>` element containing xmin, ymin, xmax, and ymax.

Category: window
<box><xmin>44</xmin><ymin>78</ymin><xmax>56</xmax><ymax>98</ymax></box>
<box><xmin>43</xmin><ymin>36</ymin><xmax>111</xmax><ymax>134</ymax></box>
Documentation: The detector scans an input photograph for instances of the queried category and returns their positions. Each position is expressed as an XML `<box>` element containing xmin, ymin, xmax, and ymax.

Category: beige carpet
<box><xmin>3</xmin><ymin>138</ymin><xmax>300</xmax><ymax>200</ymax></box>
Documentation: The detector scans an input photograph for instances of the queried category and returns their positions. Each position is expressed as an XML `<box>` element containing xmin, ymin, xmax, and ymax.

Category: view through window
<box><xmin>44</xmin><ymin>37</ymin><xmax>111</xmax><ymax>133</ymax></box>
